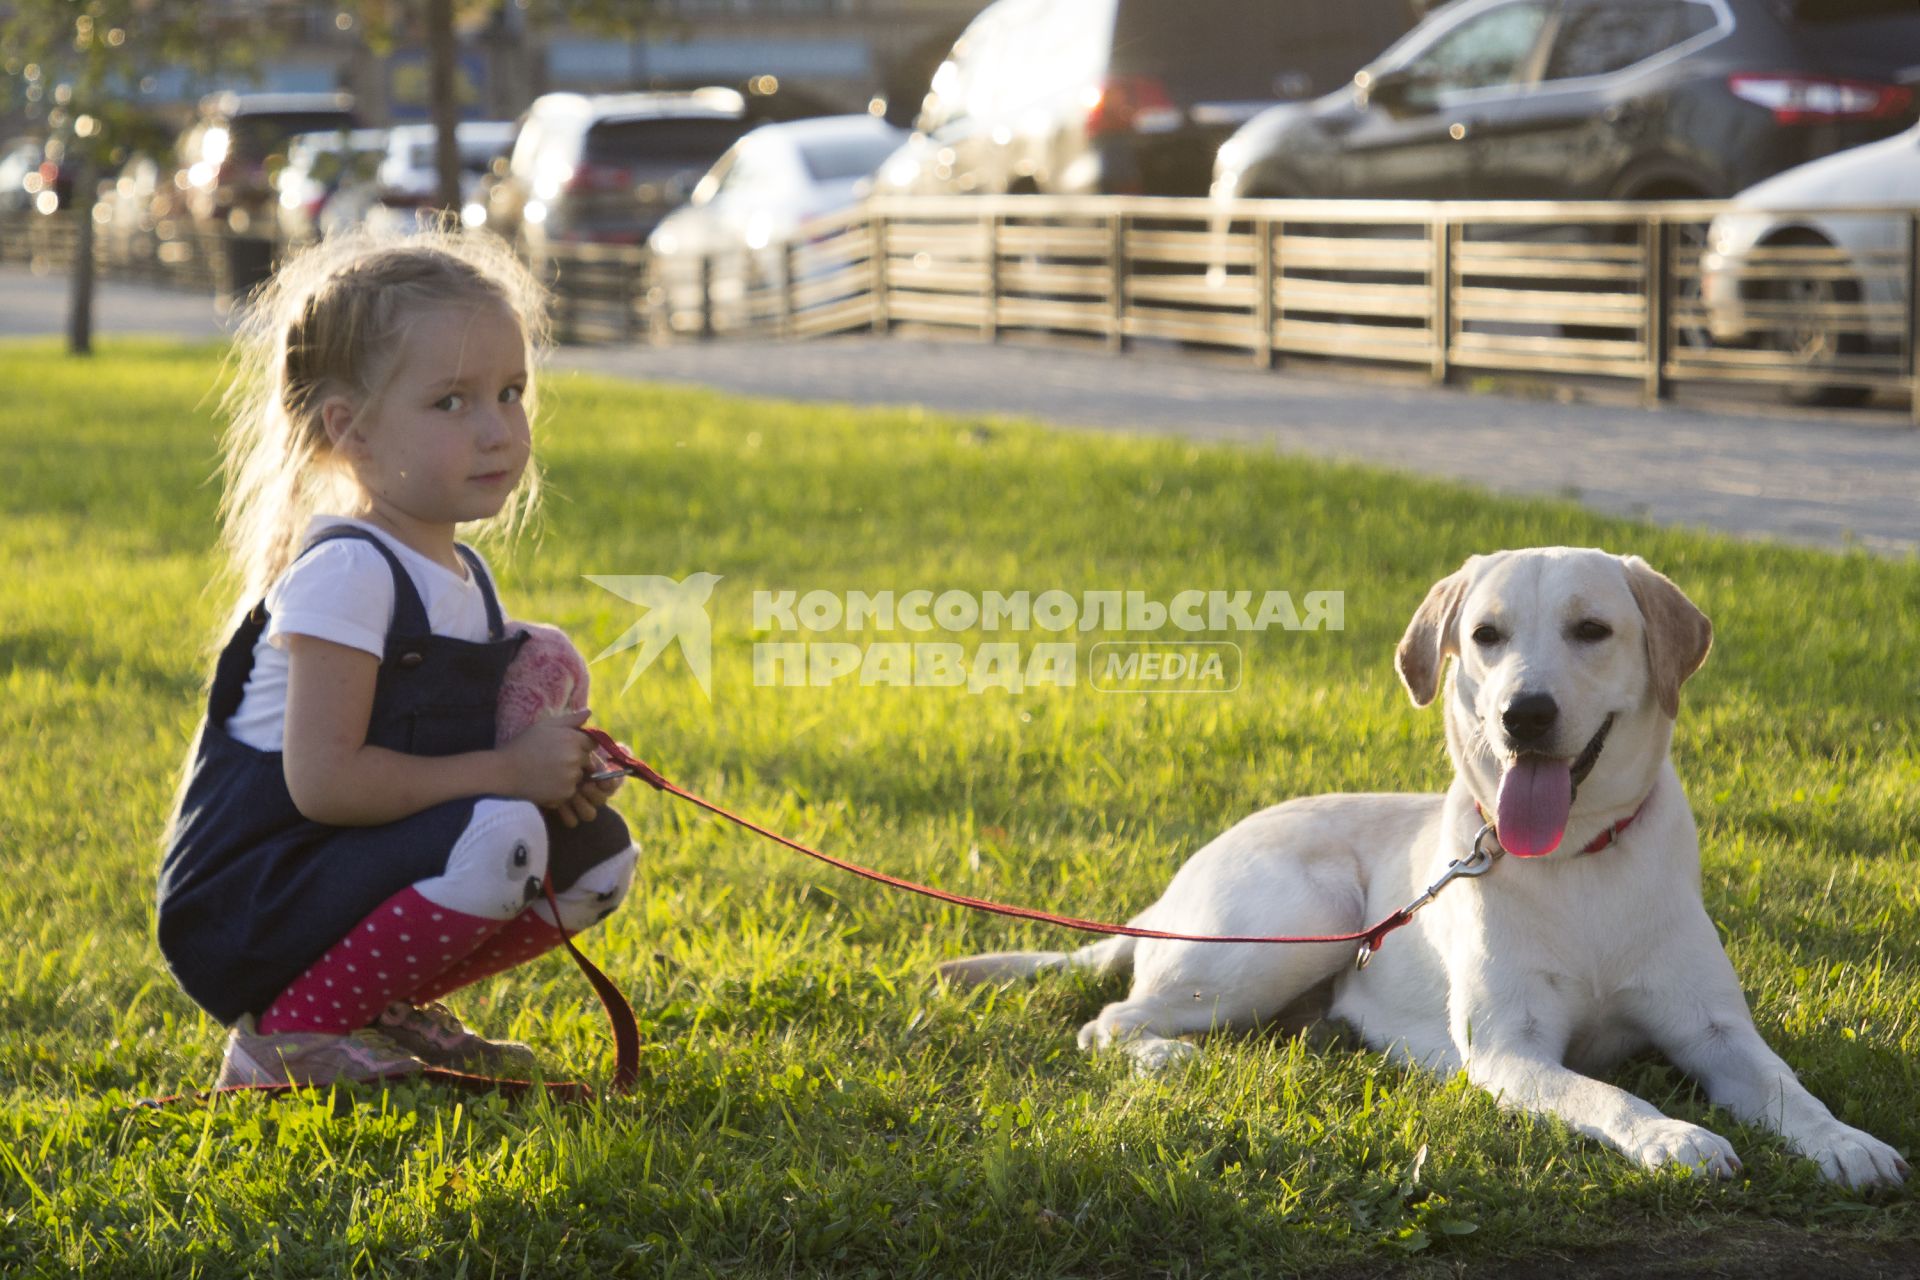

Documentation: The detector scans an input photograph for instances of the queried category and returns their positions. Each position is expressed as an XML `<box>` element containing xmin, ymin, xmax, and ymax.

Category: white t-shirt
<box><xmin>225</xmin><ymin>516</ymin><xmax>503</xmax><ymax>752</ymax></box>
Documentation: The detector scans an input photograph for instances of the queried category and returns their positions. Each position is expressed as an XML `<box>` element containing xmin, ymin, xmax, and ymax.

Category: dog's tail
<box><xmin>935</xmin><ymin>934</ymin><xmax>1137</xmax><ymax>988</ymax></box>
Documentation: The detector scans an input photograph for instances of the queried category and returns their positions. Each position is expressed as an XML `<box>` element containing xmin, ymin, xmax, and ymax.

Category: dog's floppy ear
<box><xmin>1396</xmin><ymin>560</ymin><xmax>1475</xmax><ymax>708</ymax></box>
<box><xmin>1622</xmin><ymin>555</ymin><xmax>1712</xmax><ymax>718</ymax></box>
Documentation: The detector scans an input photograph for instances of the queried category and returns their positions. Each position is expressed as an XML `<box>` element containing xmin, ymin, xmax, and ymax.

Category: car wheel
<box><xmin>1753</xmin><ymin>233</ymin><xmax>1871</xmax><ymax>408</ymax></box>
<box><xmin>1583</xmin><ymin>184</ymin><xmax>1713</xmax><ymax>350</ymax></box>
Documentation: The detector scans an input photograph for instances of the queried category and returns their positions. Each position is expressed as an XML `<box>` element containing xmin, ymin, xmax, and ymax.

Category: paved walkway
<box><xmin>559</xmin><ymin>339</ymin><xmax>1919</xmax><ymax>557</ymax></box>
<box><xmin>4</xmin><ymin>264</ymin><xmax>1914</xmax><ymax>556</ymax></box>
<box><xmin>0</xmin><ymin>264</ymin><xmax>232</xmax><ymax>340</ymax></box>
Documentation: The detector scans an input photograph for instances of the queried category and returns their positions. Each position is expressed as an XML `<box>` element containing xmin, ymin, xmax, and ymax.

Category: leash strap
<box><xmin>133</xmin><ymin>1067</ymin><xmax>598</xmax><ymax>1109</ymax></box>
<box><xmin>540</xmin><ymin>876</ymin><xmax>641</xmax><ymax>1094</ymax></box>
<box><xmin>583</xmin><ymin>729</ymin><xmax>1421</xmax><ymax>956</ymax></box>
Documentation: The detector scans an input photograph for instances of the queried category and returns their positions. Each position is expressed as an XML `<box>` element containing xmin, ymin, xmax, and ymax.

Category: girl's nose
<box><xmin>478</xmin><ymin>402</ymin><xmax>518</xmax><ymax>449</ymax></box>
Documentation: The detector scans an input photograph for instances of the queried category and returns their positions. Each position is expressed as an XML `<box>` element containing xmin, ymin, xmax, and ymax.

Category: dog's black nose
<box><xmin>1502</xmin><ymin>692</ymin><xmax>1559</xmax><ymax>745</ymax></box>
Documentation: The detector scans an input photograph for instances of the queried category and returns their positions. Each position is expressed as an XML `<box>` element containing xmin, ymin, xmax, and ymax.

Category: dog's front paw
<box><xmin>1799</xmin><ymin>1123</ymin><xmax>1909</xmax><ymax>1189</ymax></box>
<box><xmin>1076</xmin><ymin>1017</ymin><xmax>1200</xmax><ymax>1074</ymax></box>
<box><xmin>1630</xmin><ymin>1119</ymin><xmax>1741</xmax><ymax>1179</ymax></box>
<box><xmin>1125</xmin><ymin>1037</ymin><xmax>1200</xmax><ymax>1075</ymax></box>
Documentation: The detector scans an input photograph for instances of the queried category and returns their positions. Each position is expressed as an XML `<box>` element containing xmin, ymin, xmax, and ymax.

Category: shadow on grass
<box><xmin>0</xmin><ymin>627</ymin><xmax>201</xmax><ymax>699</ymax></box>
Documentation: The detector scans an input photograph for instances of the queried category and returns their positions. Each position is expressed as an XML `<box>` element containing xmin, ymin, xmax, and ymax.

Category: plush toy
<box><xmin>497</xmin><ymin>622</ymin><xmax>591</xmax><ymax>744</ymax></box>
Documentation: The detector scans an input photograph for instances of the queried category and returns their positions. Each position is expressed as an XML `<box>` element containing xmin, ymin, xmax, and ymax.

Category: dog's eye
<box><xmin>1470</xmin><ymin>624</ymin><xmax>1502</xmax><ymax>646</ymax></box>
<box><xmin>1572</xmin><ymin>619</ymin><xmax>1613</xmax><ymax>643</ymax></box>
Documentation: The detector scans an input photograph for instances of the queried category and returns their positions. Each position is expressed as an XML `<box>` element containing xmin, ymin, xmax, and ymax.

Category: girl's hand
<box><xmin>551</xmin><ymin>746</ymin><xmax>628</xmax><ymax>828</ymax></box>
<box><xmin>495</xmin><ymin>707</ymin><xmax>595</xmax><ymax>807</ymax></box>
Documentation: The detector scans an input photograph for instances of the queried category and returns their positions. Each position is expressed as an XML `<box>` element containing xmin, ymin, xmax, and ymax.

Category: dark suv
<box><xmin>872</xmin><ymin>0</ymin><xmax>1414</xmax><ymax>198</ymax></box>
<box><xmin>484</xmin><ymin>89</ymin><xmax>754</xmax><ymax>255</ymax></box>
<box><xmin>176</xmin><ymin>92</ymin><xmax>360</xmax><ymax>233</ymax></box>
<box><xmin>1211</xmin><ymin>0</ymin><xmax>1920</xmax><ymax>201</ymax></box>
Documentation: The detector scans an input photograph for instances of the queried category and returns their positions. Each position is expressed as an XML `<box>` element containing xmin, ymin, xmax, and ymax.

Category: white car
<box><xmin>1701</xmin><ymin>123</ymin><xmax>1919</xmax><ymax>405</ymax></box>
<box><xmin>0</xmin><ymin>137</ymin><xmax>43</xmax><ymax>214</ymax></box>
<box><xmin>272</xmin><ymin>128</ymin><xmax>388</xmax><ymax>242</ymax></box>
<box><xmin>647</xmin><ymin>114</ymin><xmax>905</xmax><ymax>322</ymax></box>
<box><xmin>355</xmin><ymin>121</ymin><xmax>517</xmax><ymax>236</ymax></box>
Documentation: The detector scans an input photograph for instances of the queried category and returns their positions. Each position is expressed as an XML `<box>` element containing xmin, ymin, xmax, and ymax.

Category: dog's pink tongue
<box><xmin>1496</xmin><ymin>757</ymin><xmax>1572</xmax><ymax>857</ymax></box>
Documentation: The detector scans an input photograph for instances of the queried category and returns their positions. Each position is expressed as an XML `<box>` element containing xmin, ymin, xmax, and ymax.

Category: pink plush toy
<box><xmin>497</xmin><ymin>622</ymin><xmax>591</xmax><ymax>744</ymax></box>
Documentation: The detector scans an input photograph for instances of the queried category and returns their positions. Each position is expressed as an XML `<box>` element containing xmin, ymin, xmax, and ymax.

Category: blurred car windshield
<box><xmin>1788</xmin><ymin>0</ymin><xmax>1915</xmax><ymax>17</ymax></box>
<box><xmin>585</xmin><ymin>118</ymin><xmax>749</xmax><ymax>171</ymax></box>
<box><xmin>1783</xmin><ymin>0</ymin><xmax>1920</xmax><ymax>60</ymax></box>
<box><xmin>1543</xmin><ymin>1</ymin><xmax>1719</xmax><ymax>81</ymax></box>
<box><xmin>405</xmin><ymin>140</ymin><xmax>504</xmax><ymax>174</ymax></box>
<box><xmin>231</xmin><ymin>113</ymin><xmax>357</xmax><ymax>162</ymax></box>
<box><xmin>287</xmin><ymin>128</ymin><xmax>383</xmax><ymax>178</ymax></box>
<box><xmin>1112</xmin><ymin>0</ymin><xmax>1409</xmax><ymax>101</ymax></box>
<box><xmin>798</xmin><ymin>135</ymin><xmax>899</xmax><ymax>181</ymax></box>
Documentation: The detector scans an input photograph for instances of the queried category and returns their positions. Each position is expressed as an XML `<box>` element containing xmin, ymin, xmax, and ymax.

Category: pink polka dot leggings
<box><xmin>258</xmin><ymin>799</ymin><xmax>637</xmax><ymax>1034</ymax></box>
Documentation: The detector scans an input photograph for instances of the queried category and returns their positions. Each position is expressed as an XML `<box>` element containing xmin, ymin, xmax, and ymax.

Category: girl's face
<box><xmin>329</xmin><ymin>300</ymin><xmax>531</xmax><ymax>531</ymax></box>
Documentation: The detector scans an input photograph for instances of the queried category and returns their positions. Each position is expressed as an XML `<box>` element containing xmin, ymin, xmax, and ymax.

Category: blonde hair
<box><xmin>211</xmin><ymin>224</ymin><xmax>551</xmax><ymax>639</ymax></box>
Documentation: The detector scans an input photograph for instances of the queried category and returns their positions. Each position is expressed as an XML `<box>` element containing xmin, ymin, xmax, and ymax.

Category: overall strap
<box><xmin>301</xmin><ymin>525</ymin><xmax>432</xmax><ymax>639</ymax></box>
<box><xmin>454</xmin><ymin>543</ymin><xmax>507</xmax><ymax>641</ymax></box>
<box><xmin>207</xmin><ymin>606</ymin><xmax>271</xmax><ymax>726</ymax></box>
<box><xmin>205</xmin><ymin>527</ymin><xmax>428</xmax><ymax>725</ymax></box>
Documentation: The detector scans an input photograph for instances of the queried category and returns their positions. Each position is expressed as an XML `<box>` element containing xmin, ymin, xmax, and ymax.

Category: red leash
<box><xmin>539</xmin><ymin>875</ymin><xmax>641</xmax><ymax>1094</ymax></box>
<box><xmin>549</xmin><ymin>728</ymin><xmax>1447</xmax><ymax>1100</ymax></box>
<box><xmin>584</xmin><ymin>729</ymin><xmax>1422</xmax><ymax>955</ymax></box>
<box><xmin>142</xmin><ymin>740</ymin><xmax>1515</xmax><ymax>1108</ymax></box>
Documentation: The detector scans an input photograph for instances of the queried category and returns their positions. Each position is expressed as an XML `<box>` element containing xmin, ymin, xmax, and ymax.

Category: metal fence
<box><xmin>8</xmin><ymin>196</ymin><xmax>1917</xmax><ymax>421</ymax></box>
<box><xmin>0</xmin><ymin>211</ymin><xmax>230</xmax><ymax>294</ymax></box>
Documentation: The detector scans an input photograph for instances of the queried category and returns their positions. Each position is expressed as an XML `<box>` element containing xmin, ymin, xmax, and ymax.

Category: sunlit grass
<box><xmin>1</xmin><ymin>337</ymin><xmax>1914</xmax><ymax>1276</ymax></box>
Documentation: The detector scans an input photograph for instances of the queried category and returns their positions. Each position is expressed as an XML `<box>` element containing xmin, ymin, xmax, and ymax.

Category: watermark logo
<box><xmin>1089</xmin><ymin>641</ymin><xmax>1242</xmax><ymax>694</ymax></box>
<box><xmin>585</xmin><ymin>572</ymin><xmax>723</xmax><ymax>698</ymax></box>
<box><xmin>750</xmin><ymin>588</ymin><xmax>1339</xmax><ymax>694</ymax></box>
<box><xmin>585</xmin><ymin>580</ymin><xmax>1341</xmax><ymax>698</ymax></box>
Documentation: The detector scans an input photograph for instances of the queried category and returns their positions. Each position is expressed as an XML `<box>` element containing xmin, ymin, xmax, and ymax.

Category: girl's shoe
<box><xmin>215</xmin><ymin>1014</ymin><xmax>427</xmax><ymax>1087</ymax></box>
<box><xmin>373</xmin><ymin>1001</ymin><xmax>540</xmax><ymax>1076</ymax></box>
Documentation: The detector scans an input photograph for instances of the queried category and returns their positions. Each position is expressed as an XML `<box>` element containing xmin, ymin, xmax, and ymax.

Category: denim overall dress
<box><xmin>158</xmin><ymin>526</ymin><xmax>629</xmax><ymax>1024</ymax></box>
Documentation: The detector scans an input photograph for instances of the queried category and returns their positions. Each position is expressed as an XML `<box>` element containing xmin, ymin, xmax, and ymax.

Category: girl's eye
<box><xmin>434</xmin><ymin>393</ymin><xmax>466</xmax><ymax>412</ymax></box>
<box><xmin>500</xmin><ymin>385</ymin><xmax>524</xmax><ymax>405</ymax></box>
<box><xmin>1470</xmin><ymin>623</ymin><xmax>1503</xmax><ymax>646</ymax></box>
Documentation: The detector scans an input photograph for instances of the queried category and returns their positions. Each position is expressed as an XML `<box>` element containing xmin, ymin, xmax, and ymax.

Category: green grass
<box><xmin>2</xmin><ymin>336</ymin><xmax>1916</xmax><ymax>1278</ymax></box>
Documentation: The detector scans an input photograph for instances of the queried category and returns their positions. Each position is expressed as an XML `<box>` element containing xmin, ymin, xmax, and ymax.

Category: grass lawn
<box><xmin>1</xmin><ymin>337</ymin><xmax>1916</xmax><ymax>1277</ymax></box>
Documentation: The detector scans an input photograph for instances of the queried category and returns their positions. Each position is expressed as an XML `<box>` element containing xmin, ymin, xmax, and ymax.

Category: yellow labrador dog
<box><xmin>941</xmin><ymin>548</ymin><xmax>1906</xmax><ymax>1187</ymax></box>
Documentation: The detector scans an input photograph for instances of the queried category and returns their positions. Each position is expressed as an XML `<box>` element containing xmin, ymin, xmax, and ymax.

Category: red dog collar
<box><xmin>1477</xmin><ymin>798</ymin><xmax>1648</xmax><ymax>856</ymax></box>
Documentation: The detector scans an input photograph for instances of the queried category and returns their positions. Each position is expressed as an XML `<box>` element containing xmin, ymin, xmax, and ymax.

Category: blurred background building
<box><xmin>1</xmin><ymin>0</ymin><xmax>988</xmax><ymax>135</ymax></box>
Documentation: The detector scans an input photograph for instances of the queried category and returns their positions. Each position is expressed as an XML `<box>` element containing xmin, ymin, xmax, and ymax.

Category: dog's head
<box><xmin>1395</xmin><ymin>548</ymin><xmax>1711</xmax><ymax>857</ymax></box>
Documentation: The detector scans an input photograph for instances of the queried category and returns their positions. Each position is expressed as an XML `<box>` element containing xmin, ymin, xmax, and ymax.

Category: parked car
<box><xmin>352</xmin><ymin>121</ymin><xmax>516</xmax><ymax>236</ymax></box>
<box><xmin>1700</xmin><ymin>122</ymin><xmax>1919</xmax><ymax>405</ymax></box>
<box><xmin>482</xmin><ymin>89</ymin><xmax>754</xmax><ymax>255</ymax></box>
<box><xmin>272</xmin><ymin>128</ymin><xmax>389</xmax><ymax>242</ymax></box>
<box><xmin>872</xmin><ymin>0</ymin><xmax>1413</xmax><ymax>198</ymax></box>
<box><xmin>177</xmin><ymin>91</ymin><xmax>360</xmax><ymax>233</ymax></box>
<box><xmin>0</xmin><ymin>137</ymin><xmax>44</xmax><ymax>214</ymax></box>
<box><xmin>648</xmin><ymin>114</ymin><xmax>904</xmax><ymax>325</ymax></box>
<box><xmin>649</xmin><ymin>115</ymin><xmax>904</xmax><ymax>268</ymax></box>
<box><xmin>97</xmin><ymin>151</ymin><xmax>195</xmax><ymax>260</ymax></box>
<box><xmin>1211</xmin><ymin>0</ymin><xmax>1920</xmax><ymax>202</ymax></box>
<box><xmin>1</xmin><ymin>134</ymin><xmax>89</xmax><ymax>215</ymax></box>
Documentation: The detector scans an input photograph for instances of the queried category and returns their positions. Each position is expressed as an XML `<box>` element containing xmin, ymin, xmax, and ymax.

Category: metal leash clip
<box><xmin>1355</xmin><ymin>823</ymin><xmax>1505</xmax><ymax>970</ymax></box>
<box><xmin>586</xmin><ymin>740</ymin><xmax>629</xmax><ymax>784</ymax></box>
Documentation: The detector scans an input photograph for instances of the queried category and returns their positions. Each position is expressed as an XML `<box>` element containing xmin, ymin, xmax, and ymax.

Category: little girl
<box><xmin>158</xmin><ymin>229</ymin><xmax>638</xmax><ymax>1088</ymax></box>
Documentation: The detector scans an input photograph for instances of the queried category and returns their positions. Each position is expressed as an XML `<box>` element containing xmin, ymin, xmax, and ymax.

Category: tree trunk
<box><xmin>67</xmin><ymin>153</ymin><xmax>97</xmax><ymax>356</ymax></box>
<box><xmin>428</xmin><ymin>0</ymin><xmax>461</xmax><ymax>214</ymax></box>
